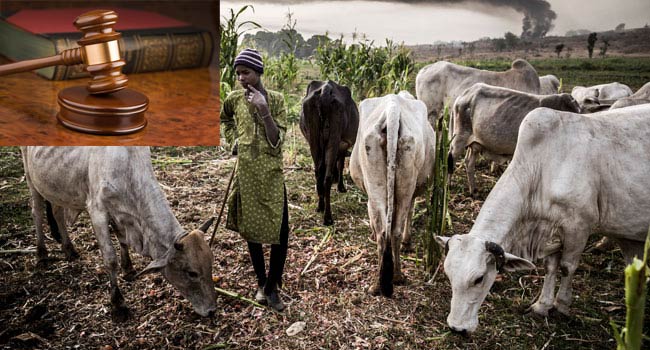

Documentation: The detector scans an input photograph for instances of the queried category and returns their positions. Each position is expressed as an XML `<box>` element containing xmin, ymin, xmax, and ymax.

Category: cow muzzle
<box><xmin>192</xmin><ymin>300</ymin><xmax>217</xmax><ymax>317</ymax></box>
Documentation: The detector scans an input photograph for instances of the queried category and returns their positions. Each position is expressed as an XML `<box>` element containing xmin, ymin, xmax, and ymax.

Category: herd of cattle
<box><xmin>19</xmin><ymin>58</ymin><xmax>650</xmax><ymax>334</ymax></box>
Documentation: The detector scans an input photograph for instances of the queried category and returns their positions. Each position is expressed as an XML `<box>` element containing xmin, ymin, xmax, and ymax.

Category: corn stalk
<box><xmin>611</xmin><ymin>227</ymin><xmax>650</xmax><ymax>350</ymax></box>
<box><xmin>219</xmin><ymin>5</ymin><xmax>261</xmax><ymax>101</ymax></box>
<box><xmin>315</xmin><ymin>37</ymin><xmax>414</xmax><ymax>101</ymax></box>
<box><xmin>263</xmin><ymin>10</ymin><xmax>301</xmax><ymax>94</ymax></box>
<box><xmin>424</xmin><ymin>106</ymin><xmax>451</xmax><ymax>275</ymax></box>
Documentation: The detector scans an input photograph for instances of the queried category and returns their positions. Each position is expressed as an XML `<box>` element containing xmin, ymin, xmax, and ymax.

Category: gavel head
<box><xmin>74</xmin><ymin>10</ymin><xmax>128</xmax><ymax>95</ymax></box>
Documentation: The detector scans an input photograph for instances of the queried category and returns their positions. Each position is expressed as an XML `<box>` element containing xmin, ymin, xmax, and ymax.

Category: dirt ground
<box><xmin>0</xmin><ymin>142</ymin><xmax>648</xmax><ymax>349</ymax></box>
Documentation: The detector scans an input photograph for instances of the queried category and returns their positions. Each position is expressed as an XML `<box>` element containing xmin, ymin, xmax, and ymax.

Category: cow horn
<box><xmin>485</xmin><ymin>241</ymin><xmax>506</xmax><ymax>273</ymax></box>
<box><xmin>198</xmin><ymin>217</ymin><xmax>215</xmax><ymax>233</ymax></box>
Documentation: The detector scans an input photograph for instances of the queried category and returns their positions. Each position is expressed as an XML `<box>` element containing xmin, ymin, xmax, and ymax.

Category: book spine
<box><xmin>47</xmin><ymin>31</ymin><xmax>212</xmax><ymax>80</ymax></box>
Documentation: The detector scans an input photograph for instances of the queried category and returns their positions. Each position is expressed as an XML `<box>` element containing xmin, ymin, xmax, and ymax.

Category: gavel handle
<box><xmin>0</xmin><ymin>47</ymin><xmax>83</xmax><ymax>76</ymax></box>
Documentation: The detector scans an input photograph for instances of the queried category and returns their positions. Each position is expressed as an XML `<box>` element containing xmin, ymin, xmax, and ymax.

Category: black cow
<box><xmin>300</xmin><ymin>80</ymin><xmax>359</xmax><ymax>225</ymax></box>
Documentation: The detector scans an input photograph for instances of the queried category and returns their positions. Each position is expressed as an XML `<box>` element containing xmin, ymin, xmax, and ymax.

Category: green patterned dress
<box><xmin>220</xmin><ymin>89</ymin><xmax>287</xmax><ymax>244</ymax></box>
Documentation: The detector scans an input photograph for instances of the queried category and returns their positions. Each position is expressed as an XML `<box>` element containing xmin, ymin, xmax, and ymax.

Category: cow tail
<box><xmin>380</xmin><ymin>97</ymin><xmax>400</xmax><ymax>297</ymax></box>
<box><xmin>320</xmin><ymin>83</ymin><xmax>339</xmax><ymax>184</ymax></box>
<box><xmin>45</xmin><ymin>200</ymin><xmax>62</xmax><ymax>243</ymax></box>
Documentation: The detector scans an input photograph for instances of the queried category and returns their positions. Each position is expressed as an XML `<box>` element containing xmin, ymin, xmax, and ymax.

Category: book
<box><xmin>0</xmin><ymin>7</ymin><xmax>214</xmax><ymax>80</ymax></box>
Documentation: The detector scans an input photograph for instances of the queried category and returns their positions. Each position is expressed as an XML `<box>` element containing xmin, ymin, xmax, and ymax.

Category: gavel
<box><xmin>0</xmin><ymin>9</ymin><xmax>148</xmax><ymax>135</ymax></box>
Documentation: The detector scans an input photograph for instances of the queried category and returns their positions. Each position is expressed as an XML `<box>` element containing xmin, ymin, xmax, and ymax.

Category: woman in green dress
<box><xmin>220</xmin><ymin>48</ymin><xmax>289</xmax><ymax>311</ymax></box>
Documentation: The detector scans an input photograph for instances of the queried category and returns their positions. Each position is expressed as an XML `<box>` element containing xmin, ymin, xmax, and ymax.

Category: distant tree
<box><xmin>304</xmin><ymin>35</ymin><xmax>329</xmax><ymax>57</ymax></box>
<box><xmin>468</xmin><ymin>42</ymin><xmax>476</xmax><ymax>57</ymax></box>
<box><xmin>555</xmin><ymin>43</ymin><xmax>565</xmax><ymax>58</ymax></box>
<box><xmin>436</xmin><ymin>45</ymin><xmax>442</xmax><ymax>58</ymax></box>
<box><xmin>504</xmin><ymin>32</ymin><xmax>519</xmax><ymax>51</ymax></box>
<box><xmin>492</xmin><ymin>38</ymin><xmax>507</xmax><ymax>52</ymax></box>
<box><xmin>587</xmin><ymin>32</ymin><xmax>598</xmax><ymax>58</ymax></box>
<box><xmin>566</xmin><ymin>29</ymin><xmax>591</xmax><ymax>37</ymax></box>
<box><xmin>599</xmin><ymin>37</ymin><xmax>610</xmax><ymax>57</ymax></box>
<box><xmin>615</xmin><ymin>23</ymin><xmax>626</xmax><ymax>32</ymax></box>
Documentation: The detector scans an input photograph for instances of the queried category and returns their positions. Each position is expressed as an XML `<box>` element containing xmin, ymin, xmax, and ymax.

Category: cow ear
<box><xmin>435</xmin><ymin>236</ymin><xmax>450</xmax><ymax>253</ymax></box>
<box><xmin>502</xmin><ymin>252</ymin><xmax>536</xmax><ymax>272</ymax></box>
<box><xmin>135</xmin><ymin>257</ymin><xmax>168</xmax><ymax>278</ymax></box>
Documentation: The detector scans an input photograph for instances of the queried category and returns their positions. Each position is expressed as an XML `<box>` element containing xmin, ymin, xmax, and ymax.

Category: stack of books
<box><xmin>0</xmin><ymin>7</ymin><xmax>214</xmax><ymax>80</ymax></box>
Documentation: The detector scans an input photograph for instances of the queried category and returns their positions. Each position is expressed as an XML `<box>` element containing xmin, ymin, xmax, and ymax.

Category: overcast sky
<box><xmin>220</xmin><ymin>0</ymin><xmax>650</xmax><ymax>45</ymax></box>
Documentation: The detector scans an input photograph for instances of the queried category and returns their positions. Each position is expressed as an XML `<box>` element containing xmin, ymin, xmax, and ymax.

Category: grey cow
<box><xmin>571</xmin><ymin>82</ymin><xmax>633</xmax><ymax>112</ymax></box>
<box><xmin>448</xmin><ymin>83</ymin><xmax>581</xmax><ymax>194</ymax></box>
<box><xmin>438</xmin><ymin>104</ymin><xmax>650</xmax><ymax>334</ymax></box>
<box><xmin>610</xmin><ymin>82</ymin><xmax>650</xmax><ymax>109</ymax></box>
<box><xmin>415</xmin><ymin>58</ymin><xmax>540</xmax><ymax>125</ymax></box>
<box><xmin>21</xmin><ymin>147</ymin><xmax>217</xmax><ymax>321</ymax></box>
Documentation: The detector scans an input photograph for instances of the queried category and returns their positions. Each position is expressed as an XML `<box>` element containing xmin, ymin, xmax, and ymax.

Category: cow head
<box><xmin>573</xmin><ymin>87</ymin><xmax>602</xmax><ymax>113</ymax></box>
<box><xmin>137</xmin><ymin>219</ymin><xmax>217</xmax><ymax>317</ymax></box>
<box><xmin>435</xmin><ymin>235</ymin><xmax>535</xmax><ymax>334</ymax></box>
<box><xmin>541</xmin><ymin>94</ymin><xmax>582</xmax><ymax>113</ymax></box>
<box><xmin>559</xmin><ymin>94</ymin><xmax>582</xmax><ymax>113</ymax></box>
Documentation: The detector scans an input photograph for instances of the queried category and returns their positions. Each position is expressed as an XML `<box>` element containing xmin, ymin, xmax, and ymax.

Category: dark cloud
<box><xmin>246</xmin><ymin>0</ymin><xmax>556</xmax><ymax>38</ymax></box>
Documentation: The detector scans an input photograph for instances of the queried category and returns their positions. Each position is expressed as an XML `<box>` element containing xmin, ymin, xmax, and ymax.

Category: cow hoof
<box><xmin>122</xmin><ymin>270</ymin><xmax>137</xmax><ymax>282</ymax></box>
<box><xmin>527</xmin><ymin>302</ymin><xmax>552</xmax><ymax>317</ymax></box>
<box><xmin>368</xmin><ymin>283</ymin><xmax>381</xmax><ymax>296</ymax></box>
<box><xmin>552</xmin><ymin>302</ymin><xmax>571</xmax><ymax>316</ymax></box>
<box><xmin>323</xmin><ymin>217</ymin><xmax>334</xmax><ymax>226</ymax></box>
<box><xmin>64</xmin><ymin>248</ymin><xmax>80</xmax><ymax>261</ymax></box>
<box><xmin>111</xmin><ymin>305</ymin><xmax>131</xmax><ymax>323</ymax></box>
<box><xmin>36</xmin><ymin>257</ymin><xmax>55</xmax><ymax>269</ymax></box>
<box><xmin>338</xmin><ymin>185</ymin><xmax>347</xmax><ymax>193</ymax></box>
<box><xmin>393</xmin><ymin>273</ymin><xmax>407</xmax><ymax>285</ymax></box>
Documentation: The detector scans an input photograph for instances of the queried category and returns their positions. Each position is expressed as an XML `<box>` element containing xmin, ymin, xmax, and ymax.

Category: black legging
<box><xmin>247</xmin><ymin>189</ymin><xmax>289</xmax><ymax>294</ymax></box>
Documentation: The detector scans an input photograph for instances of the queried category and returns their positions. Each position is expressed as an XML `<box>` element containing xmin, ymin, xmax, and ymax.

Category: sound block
<box><xmin>57</xmin><ymin>85</ymin><xmax>148</xmax><ymax>135</ymax></box>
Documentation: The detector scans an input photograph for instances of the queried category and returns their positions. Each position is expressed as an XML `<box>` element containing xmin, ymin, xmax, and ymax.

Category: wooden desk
<box><xmin>0</xmin><ymin>65</ymin><xmax>220</xmax><ymax>145</ymax></box>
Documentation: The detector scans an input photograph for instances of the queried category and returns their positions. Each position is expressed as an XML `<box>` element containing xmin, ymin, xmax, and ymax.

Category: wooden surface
<box><xmin>0</xmin><ymin>63</ymin><xmax>220</xmax><ymax>145</ymax></box>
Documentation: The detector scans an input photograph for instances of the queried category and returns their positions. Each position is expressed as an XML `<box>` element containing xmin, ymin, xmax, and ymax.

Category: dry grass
<box><xmin>0</xmin><ymin>138</ymin><xmax>646</xmax><ymax>349</ymax></box>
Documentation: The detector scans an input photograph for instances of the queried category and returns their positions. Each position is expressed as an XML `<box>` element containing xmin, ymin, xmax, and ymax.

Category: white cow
<box><xmin>21</xmin><ymin>147</ymin><xmax>217</xmax><ymax>321</ymax></box>
<box><xmin>539</xmin><ymin>74</ymin><xmax>560</xmax><ymax>94</ymax></box>
<box><xmin>571</xmin><ymin>82</ymin><xmax>633</xmax><ymax>112</ymax></box>
<box><xmin>438</xmin><ymin>104</ymin><xmax>650</xmax><ymax>334</ymax></box>
<box><xmin>350</xmin><ymin>92</ymin><xmax>435</xmax><ymax>297</ymax></box>
<box><xmin>448</xmin><ymin>83</ymin><xmax>581</xmax><ymax>194</ymax></box>
<box><xmin>610</xmin><ymin>82</ymin><xmax>650</xmax><ymax>109</ymax></box>
<box><xmin>415</xmin><ymin>58</ymin><xmax>541</xmax><ymax>125</ymax></box>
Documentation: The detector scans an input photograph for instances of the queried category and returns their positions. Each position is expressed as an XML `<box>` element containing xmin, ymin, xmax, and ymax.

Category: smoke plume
<box><xmin>246</xmin><ymin>0</ymin><xmax>557</xmax><ymax>38</ymax></box>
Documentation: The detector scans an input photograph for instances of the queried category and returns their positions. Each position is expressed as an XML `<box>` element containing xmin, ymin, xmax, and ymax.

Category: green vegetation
<box><xmin>315</xmin><ymin>37</ymin><xmax>414</xmax><ymax>100</ymax></box>
<box><xmin>612</xmin><ymin>229</ymin><xmax>650</xmax><ymax>350</ymax></box>
<box><xmin>424</xmin><ymin>106</ymin><xmax>451</xmax><ymax>275</ymax></box>
<box><xmin>219</xmin><ymin>5</ymin><xmax>261</xmax><ymax>101</ymax></box>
